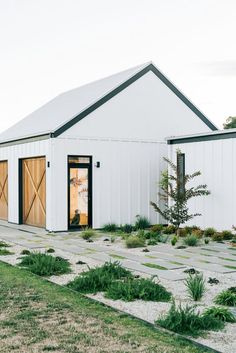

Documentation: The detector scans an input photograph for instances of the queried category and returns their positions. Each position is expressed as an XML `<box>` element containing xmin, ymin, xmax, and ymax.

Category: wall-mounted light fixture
<box><xmin>95</xmin><ymin>161</ymin><xmax>100</xmax><ymax>168</ymax></box>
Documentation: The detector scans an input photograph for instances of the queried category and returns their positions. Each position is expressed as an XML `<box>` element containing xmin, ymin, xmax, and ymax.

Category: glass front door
<box><xmin>68</xmin><ymin>157</ymin><xmax>92</xmax><ymax>229</ymax></box>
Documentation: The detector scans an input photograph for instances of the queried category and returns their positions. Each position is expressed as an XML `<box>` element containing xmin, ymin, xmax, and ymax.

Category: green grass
<box><xmin>224</xmin><ymin>265</ymin><xmax>236</xmax><ymax>270</ymax></box>
<box><xmin>109</xmin><ymin>253</ymin><xmax>126</xmax><ymax>260</ymax></box>
<box><xmin>184</xmin><ymin>274</ymin><xmax>206</xmax><ymax>301</ymax></box>
<box><xmin>198</xmin><ymin>260</ymin><xmax>211</xmax><ymax>263</ymax></box>
<box><xmin>169</xmin><ymin>261</ymin><xmax>184</xmax><ymax>266</ymax></box>
<box><xmin>105</xmin><ymin>278</ymin><xmax>172</xmax><ymax>302</ymax></box>
<box><xmin>200</xmin><ymin>248</ymin><xmax>219</xmax><ymax>253</ymax></box>
<box><xmin>145</xmin><ymin>255</ymin><xmax>157</xmax><ymax>259</ymax></box>
<box><xmin>67</xmin><ymin>261</ymin><xmax>132</xmax><ymax>294</ymax></box>
<box><xmin>157</xmin><ymin>302</ymin><xmax>224</xmax><ymax>337</ymax></box>
<box><xmin>142</xmin><ymin>263</ymin><xmax>168</xmax><ymax>270</ymax></box>
<box><xmin>81</xmin><ymin>228</ymin><xmax>96</xmax><ymax>240</ymax></box>
<box><xmin>0</xmin><ymin>241</ymin><xmax>11</xmax><ymax>247</ymax></box>
<box><xmin>18</xmin><ymin>252</ymin><xmax>71</xmax><ymax>276</ymax></box>
<box><xmin>176</xmin><ymin>255</ymin><xmax>190</xmax><ymax>259</ymax></box>
<box><xmin>214</xmin><ymin>290</ymin><xmax>236</xmax><ymax>306</ymax></box>
<box><xmin>183</xmin><ymin>235</ymin><xmax>198</xmax><ymax>247</ymax></box>
<box><xmin>219</xmin><ymin>257</ymin><xmax>236</xmax><ymax>262</ymax></box>
<box><xmin>0</xmin><ymin>261</ymin><xmax>209</xmax><ymax>353</ymax></box>
<box><xmin>125</xmin><ymin>235</ymin><xmax>146</xmax><ymax>248</ymax></box>
<box><xmin>202</xmin><ymin>306</ymin><xmax>236</xmax><ymax>323</ymax></box>
<box><xmin>0</xmin><ymin>248</ymin><xmax>14</xmax><ymax>255</ymax></box>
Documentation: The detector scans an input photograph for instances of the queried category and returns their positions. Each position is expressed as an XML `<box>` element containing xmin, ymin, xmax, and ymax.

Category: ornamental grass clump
<box><xmin>102</xmin><ymin>223</ymin><xmax>118</xmax><ymax>232</ymax></box>
<box><xmin>125</xmin><ymin>235</ymin><xmax>146</xmax><ymax>248</ymax></box>
<box><xmin>134</xmin><ymin>215</ymin><xmax>151</xmax><ymax>230</ymax></box>
<box><xmin>81</xmin><ymin>228</ymin><xmax>96</xmax><ymax>240</ymax></box>
<box><xmin>18</xmin><ymin>252</ymin><xmax>71</xmax><ymax>276</ymax></box>
<box><xmin>156</xmin><ymin>302</ymin><xmax>224</xmax><ymax>336</ymax></box>
<box><xmin>214</xmin><ymin>289</ymin><xmax>236</xmax><ymax>306</ymax></box>
<box><xmin>202</xmin><ymin>306</ymin><xmax>236</xmax><ymax>323</ymax></box>
<box><xmin>183</xmin><ymin>234</ymin><xmax>198</xmax><ymax>247</ymax></box>
<box><xmin>204</xmin><ymin>227</ymin><xmax>216</xmax><ymax>237</ymax></box>
<box><xmin>67</xmin><ymin>261</ymin><xmax>133</xmax><ymax>294</ymax></box>
<box><xmin>185</xmin><ymin>273</ymin><xmax>206</xmax><ymax>301</ymax></box>
<box><xmin>120</xmin><ymin>224</ymin><xmax>133</xmax><ymax>234</ymax></box>
<box><xmin>105</xmin><ymin>277</ymin><xmax>171</xmax><ymax>302</ymax></box>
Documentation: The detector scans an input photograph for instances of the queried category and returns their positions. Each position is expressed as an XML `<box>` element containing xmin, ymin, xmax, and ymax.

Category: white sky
<box><xmin>1</xmin><ymin>0</ymin><xmax>236</xmax><ymax>132</ymax></box>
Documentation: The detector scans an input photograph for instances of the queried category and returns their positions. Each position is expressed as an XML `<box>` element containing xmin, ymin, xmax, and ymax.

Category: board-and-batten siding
<box><xmin>50</xmin><ymin>137</ymin><xmax>167</xmax><ymax>231</ymax></box>
<box><xmin>0</xmin><ymin>140</ymin><xmax>51</xmax><ymax>229</ymax></box>
<box><xmin>169</xmin><ymin>138</ymin><xmax>236</xmax><ymax>230</ymax></box>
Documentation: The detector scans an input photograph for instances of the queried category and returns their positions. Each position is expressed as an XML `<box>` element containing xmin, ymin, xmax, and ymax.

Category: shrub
<box><xmin>106</xmin><ymin>277</ymin><xmax>171</xmax><ymax>302</ymax></box>
<box><xmin>183</xmin><ymin>234</ymin><xmax>198</xmax><ymax>247</ymax></box>
<box><xmin>163</xmin><ymin>225</ymin><xmax>176</xmax><ymax>234</ymax></box>
<box><xmin>192</xmin><ymin>225</ymin><xmax>201</xmax><ymax>231</ymax></box>
<box><xmin>192</xmin><ymin>229</ymin><xmax>203</xmax><ymax>238</ymax></box>
<box><xmin>18</xmin><ymin>253</ymin><xmax>71</xmax><ymax>276</ymax></box>
<box><xmin>150</xmin><ymin>224</ymin><xmax>163</xmax><ymax>233</ymax></box>
<box><xmin>81</xmin><ymin>228</ymin><xmax>96</xmax><ymax>240</ymax></box>
<box><xmin>46</xmin><ymin>248</ymin><xmax>55</xmax><ymax>253</ymax></box>
<box><xmin>120</xmin><ymin>224</ymin><xmax>133</xmax><ymax>234</ymax></box>
<box><xmin>202</xmin><ymin>306</ymin><xmax>236</xmax><ymax>323</ymax></box>
<box><xmin>171</xmin><ymin>236</ymin><xmax>178</xmax><ymax>246</ymax></box>
<box><xmin>177</xmin><ymin>228</ymin><xmax>188</xmax><ymax>237</ymax></box>
<box><xmin>204</xmin><ymin>227</ymin><xmax>216</xmax><ymax>237</ymax></box>
<box><xmin>102</xmin><ymin>223</ymin><xmax>118</xmax><ymax>232</ymax></box>
<box><xmin>125</xmin><ymin>236</ymin><xmax>146</xmax><ymax>248</ymax></box>
<box><xmin>67</xmin><ymin>261</ymin><xmax>132</xmax><ymax>293</ymax></box>
<box><xmin>221</xmin><ymin>230</ymin><xmax>234</xmax><ymax>240</ymax></box>
<box><xmin>228</xmin><ymin>286</ymin><xmax>236</xmax><ymax>294</ymax></box>
<box><xmin>159</xmin><ymin>235</ymin><xmax>169</xmax><ymax>243</ymax></box>
<box><xmin>134</xmin><ymin>215</ymin><xmax>150</xmax><ymax>230</ymax></box>
<box><xmin>147</xmin><ymin>239</ymin><xmax>158</xmax><ymax>246</ymax></box>
<box><xmin>214</xmin><ymin>290</ymin><xmax>236</xmax><ymax>306</ymax></box>
<box><xmin>21</xmin><ymin>249</ymin><xmax>31</xmax><ymax>255</ymax></box>
<box><xmin>156</xmin><ymin>302</ymin><xmax>223</xmax><ymax>336</ymax></box>
<box><xmin>212</xmin><ymin>232</ymin><xmax>223</xmax><ymax>242</ymax></box>
<box><xmin>183</xmin><ymin>226</ymin><xmax>193</xmax><ymax>235</ymax></box>
<box><xmin>184</xmin><ymin>273</ymin><xmax>206</xmax><ymax>301</ymax></box>
<box><xmin>204</xmin><ymin>238</ymin><xmax>210</xmax><ymax>244</ymax></box>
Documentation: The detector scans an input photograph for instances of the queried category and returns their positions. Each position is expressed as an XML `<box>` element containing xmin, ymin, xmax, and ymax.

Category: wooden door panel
<box><xmin>22</xmin><ymin>157</ymin><xmax>46</xmax><ymax>227</ymax></box>
<box><xmin>0</xmin><ymin>161</ymin><xmax>8</xmax><ymax>220</ymax></box>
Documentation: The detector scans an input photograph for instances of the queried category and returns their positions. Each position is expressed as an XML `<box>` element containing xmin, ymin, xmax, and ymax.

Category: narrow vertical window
<box><xmin>177</xmin><ymin>153</ymin><xmax>185</xmax><ymax>197</ymax></box>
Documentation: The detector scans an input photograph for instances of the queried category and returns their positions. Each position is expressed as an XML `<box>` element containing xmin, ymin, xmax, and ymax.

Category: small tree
<box><xmin>151</xmin><ymin>154</ymin><xmax>210</xmax><ymax>231</ymax></box>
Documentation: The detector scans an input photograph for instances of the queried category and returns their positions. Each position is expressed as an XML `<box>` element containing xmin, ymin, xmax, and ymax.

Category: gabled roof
<box><xmin>0</xmin><ymin>62</ymin><xmax>217</xmax><ymax>145</ymax></box>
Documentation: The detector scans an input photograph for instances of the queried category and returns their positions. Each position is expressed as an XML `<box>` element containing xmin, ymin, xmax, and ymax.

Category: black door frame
<box><xmin>67</xmin><ymin>155</ymin><xmax>92</xmax><ymax>230</ymax></box>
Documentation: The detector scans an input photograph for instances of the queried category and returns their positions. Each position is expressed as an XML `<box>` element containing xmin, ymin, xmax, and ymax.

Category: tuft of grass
<box><xmin>67</xmin><ymin>261</ymin><xmax>132</xmax><ymax>294</ymax></box>
<box><xmin>171</xmin><ymin>236</ymin><xmax>178</xmax><ymax>246</ymax></box>
<box><xmin>162</xmin><ymin>225</ymin><xmax>176</xmax><ymax>234</ymax></box>
<box><xmin>150</xmin><ymin>224</ymin><xmax>163</xmax><ymax>233</ymax></box>
<box><xmin>214</xmin><ymin>290</ymin><xmax>236</xmax><ymax>306</ymax></box>
<box><xmin>120</xmin><ymin>224</ymin><xmax>133</xmax><ymax>234</ymax></box>
<box><xmin>183</xmin><ymin>235</ymin><xmax>198</xmax><ymax>247</ymax></box>
<box><xmin>142</xmin><ymin>263</ymin><xmax>168</xmax><ymax>270</ymax></box>
<box><xmin>0</xmin><ymin>248</ymin><xmax>13</xmax><ymax>255</ymax></box>
<box><xmin>81</xmin><ymin>228</ymin><xmax>96</xmax><ymax>240</ymax></box>
<box><xmin>184</xmin><ymin>274</ymin><xmax>206</xmax><ymax>301</ymax></box>
<box><xmin>109</xmin><ymin>254</ymin><xmax>126</xmax><ymax>260</ymax></box>
<box><xmin>102</xmin><ymin>223</ymin><xmax>118</xmax><ymax>232</ymax></box>
<box><xmin>156</xmin><ymin>302</ymin><xmax>224</xmax><ymax>337</ymax></box>
<box><xmin>202</xmin><ymin>306</ymin><xmax>236</xmax><ymax>323</ymax></box>
<box><xmin>18</xmin><ymin>252</ymin><xmax>71</xmax><ymax>276</ymax></box>
<box><xmin>147</xmin><ymin>239</ymin><xmax>158</xmax><ymax>246</ymax></box>
<box><xmin>125</xmin><ymin>235</ymin><xmax>146</xmax><ymax>248</ymax></box>
<box><xmin>134</xmin><ymin>215</ymin><xmax>150</xmax><ymax>230</ymax></box>
<box><xmin>105</xmin><ymin>277</ymin><xmax>171</xmax><ymax>302</ymax></box>
<box><xmin>0</xmin><ymin>241</ymin><xmax>11</xmax><ymax>247</ymax></box>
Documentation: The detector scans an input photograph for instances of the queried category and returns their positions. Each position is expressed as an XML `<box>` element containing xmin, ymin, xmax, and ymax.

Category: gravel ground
<box><xmin>0</xmin><ymin>237</ymin><xmax>236</xmax><ymax>353</ymax></box>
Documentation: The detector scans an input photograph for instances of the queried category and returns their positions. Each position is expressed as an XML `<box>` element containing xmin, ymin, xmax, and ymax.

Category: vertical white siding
<box><xmin>0</xmin><ymin>139</ymin><xmax>52</xmax><ymax>229</ymax></box>
<box><xmin>50</xmin><ymin>137</ymin><xmax>167</xmax><ymax>231</ymax></box>
<box><xmin>169</xmin><ymin>138</ymin><xmax>236</xmax><ymax>230</ymax></box>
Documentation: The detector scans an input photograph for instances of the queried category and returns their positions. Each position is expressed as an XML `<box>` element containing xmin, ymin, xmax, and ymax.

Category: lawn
<box><xmin>0</xmin><ymin>261</ymin><xmax>211</xmax><ymax>353</ymax></box>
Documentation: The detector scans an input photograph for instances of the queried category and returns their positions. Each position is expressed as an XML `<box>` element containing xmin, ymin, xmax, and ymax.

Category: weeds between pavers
<box><xmin>156</xmin><ymin>302</ymin><xmax>224</xmax><ymax>337</ymax></box>
<box><xmin>105</xmin><ymin>277</ymin><xmax>171</xmax><ymax>302</ymax></box>
<box><xmin>18</xmin><ymin>252</ymin><xmax>71</xmax><ymax>276</ymax></box>
<box><xmin>67</xmin><ymin>261</ymin><xmax>133</xmax><ymax>293</ymax></box>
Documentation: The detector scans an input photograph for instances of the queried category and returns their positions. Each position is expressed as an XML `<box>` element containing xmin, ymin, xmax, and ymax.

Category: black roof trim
<box><xmin>53</xmin><ymin>63</ymin><xmax>217</xmax><ymax>137</ymax></box>
<box><xmin>167</xmin><ymin>131</ymin><xmax>236</xmax><ymax>144</ymax></box>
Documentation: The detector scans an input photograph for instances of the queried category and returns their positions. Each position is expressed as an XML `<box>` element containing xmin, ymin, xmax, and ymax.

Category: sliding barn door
<box><xmin>22</xmin><ymin>157</ymin><xmax>46</xmax><ymax>227</ymax></box>
<box><xmin>0</xmin><ymin>161</ymin><xmax>8</xmax><ymax>220</ymax></box>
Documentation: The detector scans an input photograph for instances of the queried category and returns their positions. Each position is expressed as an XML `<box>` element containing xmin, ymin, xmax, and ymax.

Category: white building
<box><xmin>168</xmin><ymin>129</ymin><xmax>236</xmax><ymax>231</ymax></box>
<box><xmin>0</xmin><ymin>62</ymin><xmax>216</xmax><ymax>231</ymax></box>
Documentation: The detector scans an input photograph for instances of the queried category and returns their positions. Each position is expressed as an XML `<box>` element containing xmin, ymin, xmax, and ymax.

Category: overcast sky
<box><xmin>1</xmin><ymin>0</ymin><xmax>236</xmax><ymax>132</ymax></box>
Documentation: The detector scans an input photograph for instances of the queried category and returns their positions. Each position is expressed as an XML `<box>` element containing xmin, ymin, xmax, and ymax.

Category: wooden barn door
<box><xmin>22</xmin><ymin>157</ymin><xmax>46</xmax><ymax>227</ymax></box>
<box><xmin>0</xmin><ymin>161</ymin><xmax>8</xmax><ymax>220</ymax></box>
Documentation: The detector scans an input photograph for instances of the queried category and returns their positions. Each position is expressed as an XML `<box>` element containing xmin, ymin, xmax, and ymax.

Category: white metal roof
<box><xmin>0</xmin><ymin>63</ymin><xmax>150</xmax><ymax>143</ymax></box>
<box><xmin>0</xmin><ymin>61</ymin><xmax>217</xmax><ymax>144</ymax></box>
